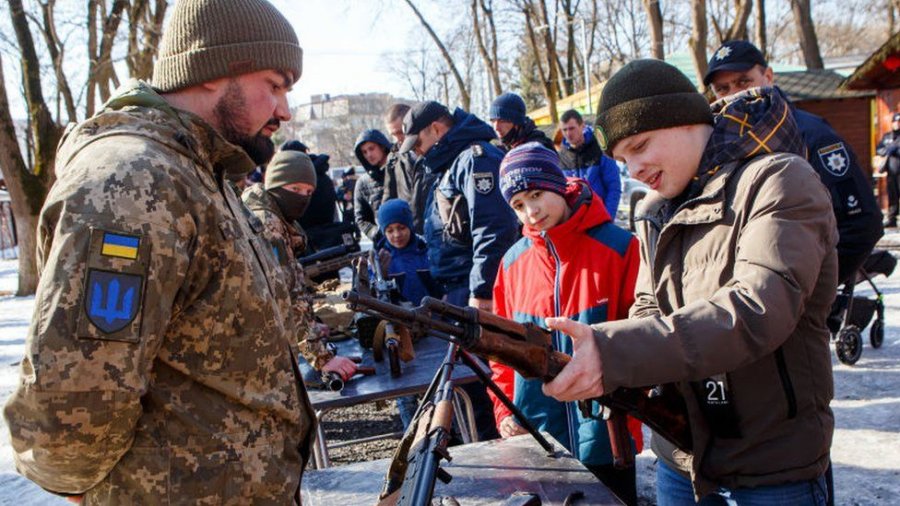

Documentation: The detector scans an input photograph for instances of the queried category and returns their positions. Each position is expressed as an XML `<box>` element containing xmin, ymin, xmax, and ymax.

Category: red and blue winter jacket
<box><xmin>490</xmin><ymin>180</ymin><xmax>643</xmax><ymax>465</ymax></box>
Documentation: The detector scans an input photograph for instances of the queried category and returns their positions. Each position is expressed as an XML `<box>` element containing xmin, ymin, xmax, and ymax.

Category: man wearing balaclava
<box><xmin>243</xmin><ymin>150</ymin><xmax>359</xmax><ymax>380</ymax></box>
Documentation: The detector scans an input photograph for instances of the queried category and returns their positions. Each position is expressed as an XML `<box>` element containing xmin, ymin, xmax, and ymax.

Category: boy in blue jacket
<box><xmin>376</xmin><ymin>199</ymin><xmax>432</xmax><ymax>428</ymax></box>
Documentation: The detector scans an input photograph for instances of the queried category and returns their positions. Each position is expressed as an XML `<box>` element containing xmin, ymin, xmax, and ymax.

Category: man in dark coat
<box><xmin>401</xmin><ymin>100</ymin><xmax>519</xmax><ymax>441</ymax></box>
<box><xmin>353</xmin><ymin>129</ymin><xmax>392</xmax><ymax>241</ymax></box>
<box><xmin>382</xmin><ymin>103</ymin><xmax>433</xmax><ymax>234</ymax></box>
<box><xmin>705</xmin><ymin>39</ymin><xmax>883</xmax><ymax>286</ymax></box>
<box><xmin>489</xmin><ymin>92</ymin><xmax>555</xmax><ymax>153</ymax></box>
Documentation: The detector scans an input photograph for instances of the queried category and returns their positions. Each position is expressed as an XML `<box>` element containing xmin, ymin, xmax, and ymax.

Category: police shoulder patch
<box><xmin>473</xmin><ymin>172</ymin><xmax>495</xmax><ymax>194</ymax></box>
<box><xmin>817</xmin><ymin>142</ymin><xmax>850</xmax><ymax>177</ymax></box>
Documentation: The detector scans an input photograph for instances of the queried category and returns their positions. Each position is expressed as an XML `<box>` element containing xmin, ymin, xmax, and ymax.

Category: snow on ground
<box><xmin>1</xmin><ymin>243</ymin><xmax>900</xmax><ymax>504</ymax></box>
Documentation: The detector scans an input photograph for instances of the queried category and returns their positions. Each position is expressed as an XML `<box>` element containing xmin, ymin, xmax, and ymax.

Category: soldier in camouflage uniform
<box><xmin>2</xmin><ymin>0</ymin><xmax>315</xmax><ymax>503</ymax></box>
<box><xmin>242</xmin><ymin>150</ymin><xmax>358</xmax><ymax>378</ymax></box>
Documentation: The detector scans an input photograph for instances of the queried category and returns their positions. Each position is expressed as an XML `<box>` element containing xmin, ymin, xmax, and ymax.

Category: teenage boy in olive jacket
<box><xmin>543</xmin><ymin>60</ymin><xmax>836</xmax><ymax>505</ymax></box>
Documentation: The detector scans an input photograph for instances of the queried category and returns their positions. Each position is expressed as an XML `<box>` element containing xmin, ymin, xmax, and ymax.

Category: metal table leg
<box><xmin>312</xmin><ymin>409</ymin><xmax>332</xmax><ymax>469</ymax></box>
<box><xmin>452</xmin><ymin>385</ymin><xmax>479</xmax><ymax>443</ymax></box>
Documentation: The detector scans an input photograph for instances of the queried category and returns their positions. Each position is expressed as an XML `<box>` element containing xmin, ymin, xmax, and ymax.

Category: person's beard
<box><xmin>214</xmin><ymin>80</ymin><xmax>277</xmax><ymax>165</ymax></box>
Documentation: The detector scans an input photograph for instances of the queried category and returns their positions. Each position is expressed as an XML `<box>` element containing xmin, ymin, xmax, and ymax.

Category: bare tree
<box><xmin>790</xmin><ymin>0</ymin><xmax>823</xmax><ymax>69</ymax></box>
<box><xmin>35</xmin><ymin>0</ymin><xmax>78</xmax><ymax>124</ymax></box>
<box><xmin>3</xmin><ymin>0</ymin><xmax>61</xmax><ymax>294</ymax></box>
<box><xmin>86</xmin><ymin>0</ymin><xmax>128</xmax><ymax>117</ymax></box>
<box><xmin>689</xmin><ymin>0</ymin><xmax>708</xmax><ymax>90</ymax></box>
<box><xmin>403</xmin><ymin>0</ymin><xmax>471</xmax><ymax>110</ymax></box>
<box><xmin>709</xmin><ymin>0</ymin><xmax>753</xmax><ymax>43</ymax></box>
<box><xmin>519</xmin><ymin>0</ymin><xmax>561</xmax><ymax>123</ymax></box>
<box><xmin>0</xmin><ymin>0</ymin><xmax>166</xmax><ymax>295</ymax></box>
<box><xmin>643</xmin><ymin>0</ymin><xmax>664</xmax><ymax>59</ymax></box>
<box><xmin>755</xmin><ymin>0</ymin><xmax>767</xmax><ymax>59</ymax></box>
<box><xmin>471</xmin><ymin>0</ymin><xmax>502</xmax><ymax>98</ymax></box>
<box><xmin>127</xmin><ymin>0</ymin><xmax>168</xmax><ymax>81</ymax></box>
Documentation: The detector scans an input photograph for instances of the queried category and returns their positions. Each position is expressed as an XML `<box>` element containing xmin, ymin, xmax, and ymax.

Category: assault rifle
<box><xmin>343</xmin><ymin>291</ymin><xmax>693</xmax><ymax>459</ymax></box>
<box><xmin>298</xmin><ymin>240</ymin><xmax>364</xmax><ymax>282</ymax></box>
<box><xmin>377</xmin><ymin>340</ymin><xmax>559</xmax><ymax>506</ymax></box>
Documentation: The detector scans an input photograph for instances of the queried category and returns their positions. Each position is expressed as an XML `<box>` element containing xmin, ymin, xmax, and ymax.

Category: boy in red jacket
<box><xmin>490</xmin><ymin>142</ymin><xmax>642</xmax><ymax>505</ymax></box>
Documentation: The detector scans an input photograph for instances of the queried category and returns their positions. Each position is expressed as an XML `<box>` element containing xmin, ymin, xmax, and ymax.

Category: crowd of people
<box><xmin>1</xmin><ymin>1</ymin><xmax>891</xmax><ymax>505</ymax></box>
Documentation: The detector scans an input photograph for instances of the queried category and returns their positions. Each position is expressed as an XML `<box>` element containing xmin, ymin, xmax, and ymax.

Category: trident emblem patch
<box><xmin>84</xmin><ymin>269</ymin><xmax>143</xmax><ymax>333</ymax></box>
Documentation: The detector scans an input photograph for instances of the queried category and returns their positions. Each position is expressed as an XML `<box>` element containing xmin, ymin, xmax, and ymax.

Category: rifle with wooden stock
<box><xmin>343</xmin><ymin>290</ymin><xmax>693</xmax><ymax>461</ymax></box>
<box><xmin>375</xmin><ymin>330</ymin><xmax>558</xmax><ymax>506</ymax></box>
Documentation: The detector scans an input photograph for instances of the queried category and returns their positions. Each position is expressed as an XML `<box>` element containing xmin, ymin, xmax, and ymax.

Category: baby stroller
<box><xmin>830</xmin><ymin>249</ymin><xmax>896</xmax><ymax>365</ymax></box>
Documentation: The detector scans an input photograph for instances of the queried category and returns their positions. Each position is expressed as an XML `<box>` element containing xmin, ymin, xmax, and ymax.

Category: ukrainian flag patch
<box><xmin>101</xmin><ymin>233</ymin><xmax>140</xmax><ymax>259</ymax></box>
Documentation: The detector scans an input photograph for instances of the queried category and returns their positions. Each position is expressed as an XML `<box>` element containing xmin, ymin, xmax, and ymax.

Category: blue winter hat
<box><xmin>499</xmin><ymin>142</ymin><xmax>567</xmax><ymax>203</ymax></box>
<box><xmin>490</xmin><ymin>92</ymin><xmax>527</xmax><ymax>125</ymax></box>
<box><xmin>377</xmin><ymin>199</ymin><xmax>414</xmax><ymax>234</ymax></box>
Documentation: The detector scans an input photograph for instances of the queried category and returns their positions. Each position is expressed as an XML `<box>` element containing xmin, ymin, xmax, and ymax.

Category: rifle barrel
<box><xmin>342</xmin><ymin>291</ymin><xmax>464</xmax><ymax>340</ymax></box>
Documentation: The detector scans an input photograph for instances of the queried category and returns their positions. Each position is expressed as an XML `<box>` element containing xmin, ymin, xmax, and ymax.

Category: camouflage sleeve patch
<box><xmin>76</xmin><ymin>229</ymin><xmax>151</xmax><ymax>342</ymax></box>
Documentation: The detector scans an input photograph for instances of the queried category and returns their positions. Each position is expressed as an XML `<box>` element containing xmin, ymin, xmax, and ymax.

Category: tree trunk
<box><xmin>790</xmin><ymin>0</ymin><xmax>823</xmax><ymax>69</ymax></box>
<box><xmin>38</xmin><ymin>0</ymin><xmax>78</xmax><ymax>124</ymax></box>
<box><xmin>689</xmin><ymin>0</ymin><xmax>708</xmax><ymax>91</ymax></box>
<box><xmin>643</xmin><ymin>0</ymin><xmax>665</xmax><ymax>59</ymax></box>
<box><xmin>536</xmin><ymin>0</ymin><xmax>561</xmax><ymax>121</ymax></box>
<box><xmin>9</xmin><ymin>0</ymin><xmax>61</xmax><ymax>179</ymax></box>
<box><xmin>522</xmin><ymin>2</ymin><xmax>559</xmax><ymax>124</ymax></box>
<box><xmin>0</xmin><ymin>53</ymin><xmax>47</xmax><ymax>295</ymax></box>
<box><xmin>471</xmin><ymin>0</ymin><xmax>502</xmax><ymax>97</ymax></box>
<box><xmin>404</xmin><ymin>0</ymin><xmax>471</xmax><ymax>110</ymax></box>
<box><xmin>725</xmin><ymin>0</ymin><xmax>753</xmax><ymax>41</ymax></box>
<box><xmin>755</xmin><ymin>0</ymin><xmax>767</xmax><ymax>59</ymax></box>
<box><xmin>126</xmin><ymin>0</ymin><xmax>167</xmax><ymax>81</ymax></box>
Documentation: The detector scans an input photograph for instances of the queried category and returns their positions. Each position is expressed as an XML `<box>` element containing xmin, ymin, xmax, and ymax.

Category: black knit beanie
<box><xmin>595</xmin><ymin>59</ymin><xmax>713</xmax><ymax>155</ymax></box>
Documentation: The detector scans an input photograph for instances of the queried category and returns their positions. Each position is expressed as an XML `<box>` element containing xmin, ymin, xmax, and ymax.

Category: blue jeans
<box><xmin>396</xmin><ymin>395</ymin><xmax>419</xmax><ymax>431</ymax></box>
<box><xmin>656</xmin><ymin>461</ymin><xmax>828</xmax><ymax>506</ymax></box>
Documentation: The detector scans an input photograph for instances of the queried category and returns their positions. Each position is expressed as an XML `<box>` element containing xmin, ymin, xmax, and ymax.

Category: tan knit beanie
<box><xmin>152</xmin><ymin>0</ymin><xmax>303</xmax><ymax>92</ymax></box>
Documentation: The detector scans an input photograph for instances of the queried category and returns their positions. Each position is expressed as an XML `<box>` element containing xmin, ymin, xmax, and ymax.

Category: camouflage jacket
<box><xmin>242</xmin><ymin>184</ymin><xmax>335</xmax><ymax>370</ymax></box>
<box><xmin>2</xmin><ymin>81</ymin><xmax>316</xmax><ymax>504</ymax></box>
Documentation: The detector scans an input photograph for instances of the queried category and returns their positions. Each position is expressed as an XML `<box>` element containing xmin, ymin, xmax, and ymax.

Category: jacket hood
<box><xmin>562</xmin><ymin>125</ymin><xmax>595</xmax><ymax>151</ymax></box>
<box><xmin>522</xmin><ymin>179</ymin><xmax>612</xmax><ymax>253</ymax></box>
<box><xmin>354</xmin><ymin>129</ymin><xmax>392</xmax><ymax>173</ymax></box>
<box><xmin>310</xmin><ymin>153</ymin><xmax>330</xmax><ymax>174</ymax></box>
<box><xmin>423</xmin><ymin>108</ymin><xmax>497</xmax><ymax>171</ymax></box>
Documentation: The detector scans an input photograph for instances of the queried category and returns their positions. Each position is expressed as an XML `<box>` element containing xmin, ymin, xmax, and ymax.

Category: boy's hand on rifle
<box><xmin>322</xmin><ymin>356</ymin><xmax>358</xmax><ymax>381</ymax></box>
<box><xmin>542</xmin><ymin>317</ymin><xmax>605</xmax><ymax>402</ymax></box>
<box><xmin>498</xmin><ymin>415</ymin><xmax>528</xmax><ymax>438</ymax></box>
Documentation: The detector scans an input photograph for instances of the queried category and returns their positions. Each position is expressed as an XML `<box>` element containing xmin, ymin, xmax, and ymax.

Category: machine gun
<box><xmin>344</xmin><ymin>291</ymin><xmax>692</xmax><ymax>460</ymax></box>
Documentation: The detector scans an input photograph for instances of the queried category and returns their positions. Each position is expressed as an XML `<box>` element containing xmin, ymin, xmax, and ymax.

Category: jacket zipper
<box><xmin>773</xmin><ymin>347</ymin><xmax>798</xmax><ymax>419</ymax></box>
<box><xmin>543</xmin><ymin>233</ymin><xmax>578</xmax><ymax>452</ymax></box>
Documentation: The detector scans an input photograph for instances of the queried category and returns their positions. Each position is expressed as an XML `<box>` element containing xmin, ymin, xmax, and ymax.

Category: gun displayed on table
<box><xmin>367</xmin><ymin>251</ymin><xmax>408</xmax><ymax>377</ymax></box>
<box><xmin>377</xmin><ymin>339</ymin><xmax>559</xmax><ymax>506</ymax></box>
<box><xmin>344</xmin><ymin>290</ymin><xmax>693</xmax><ymax>460</ymax></box>
<box><xmin>320</xmin><ymin>366</ymin><xmax>377</xmax><ymax>391</ymax></box>
<box><xmin>299</xmin><ymin>240</ymin><xmax>365</xmax><ymax>281</ymax></box>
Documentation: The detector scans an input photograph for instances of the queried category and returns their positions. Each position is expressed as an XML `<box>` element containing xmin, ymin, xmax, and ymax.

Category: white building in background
<box><xmin>281</xmin><ymin>93</ymin><xmax>413</xmax><ymax>167</ymax></box>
